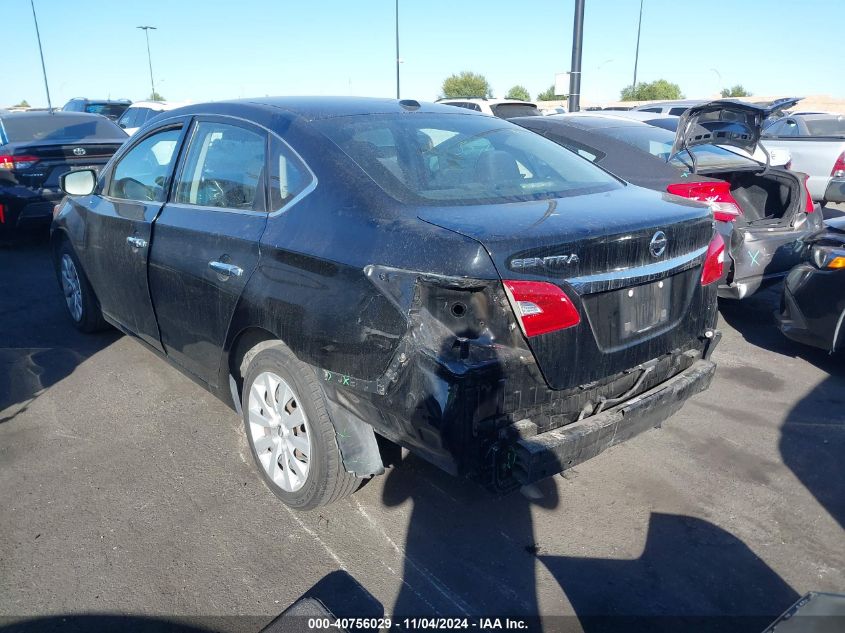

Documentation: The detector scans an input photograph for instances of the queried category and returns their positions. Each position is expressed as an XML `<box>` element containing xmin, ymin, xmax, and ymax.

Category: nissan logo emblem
<box><xmin>649</xmin><ymin>231</ymin><xmax>668</xmax><ymax>258</ymax></box>
<box><xmin>73</xmin><ymin>147</ymin><xmax>86</xmax><ymax>156</ymax></box>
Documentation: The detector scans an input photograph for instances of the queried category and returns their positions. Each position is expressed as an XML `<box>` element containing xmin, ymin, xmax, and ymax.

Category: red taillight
<box><xmin>0</xmin><ymin>154</ymin><xmax>39</xmax><ymax>170</ymax></box>
<box><xmin>667</xmin><ymin>181</ymin><xmax>743</xmax><ymax>223</ymax></box>
<box><xmin>503</xmin><ymin>280</ymin><xmax>580</xmax><ymax>337</ymax></box>
<box><xmin>701</xmin><ymin>233</ymin><xmax>725</xmax><ymax>286</ymax></box>
<box><xmin>831</xmin><ymin>151</ymin><xmax>845</xmax><ymax>178</ymax></box>
<box><xmin>0</xmin><ymin>203</ymin><xmax>5</xmax><ymax>224</ymax></box>
<box><xmin>802</xmin><ymin>173</ymin><xmax>815</xmax><ymax>213</ymax></box>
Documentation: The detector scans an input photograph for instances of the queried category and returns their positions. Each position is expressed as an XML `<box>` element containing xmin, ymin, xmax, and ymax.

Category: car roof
<box><xmin>788</xmin><ymin>113</ymin><xmax>844</xmax><ymax>121</ymax></box>
<box><xmin>163</xmin><ymin>97</ymin><xmax>482</xmax><ymax>122</ymax></box>
<box><xmin>545</xmin><ymin>112</ymin><xmax>656</xmax><ymax>129</ymax></box>
<box><xmin>635</xmin><ymin>99</ymin><xmax>707</xmax><ymax>109</ymax></box>
<box><xmin>0</xmin><ymin>110</ymin><xmax>109</xmax><ymax>121</ymax></box>
<box><xmin>127</xmin><ymin>101</ymin><xmax>184</xmax><ymax>110</ymax></box>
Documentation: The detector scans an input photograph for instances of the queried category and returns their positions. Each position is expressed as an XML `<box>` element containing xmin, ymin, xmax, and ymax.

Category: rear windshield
<box><xmin>84</xmin><ymin>103</ymin><xmax>129</xmax><ymax>118</ymax></box>
<box><xmin>597</xmin><ymin>125</ymin><xmax>758</xmax><ymax>171</ymax></box>
<box><xmin>315</xmin><ymin>113</ymin><xmax>621</xmax><ymax>205</ymax></box>
<box><xmin>1</xmin><ymin>114</ymin><xmax>125</xmax><ymax>143</ymax></box>
<box><xmin>491</xmin><ymin>103</ymin><xmax>540</xmax><ymax>119</ymax></box>
<box><xmin>805</xmin><ymin>118</ymin><xmax>845</xmax><ymax>136</ymax></box>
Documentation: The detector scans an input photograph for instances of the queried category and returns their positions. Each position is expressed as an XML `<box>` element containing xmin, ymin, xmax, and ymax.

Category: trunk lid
<box><xmin>672</xmin><ymin>98</ymin><xmax>802</xmax><ymax>159</ymax></box>
<box><xmin>3</xmin><ymin>140</ymin><xmax>124</xmax><ymax>188</ymax></box>
<box><xmin>418</xmin><ymin>185</ymin><xmax>716</xmax><ymax>390</ymax></box>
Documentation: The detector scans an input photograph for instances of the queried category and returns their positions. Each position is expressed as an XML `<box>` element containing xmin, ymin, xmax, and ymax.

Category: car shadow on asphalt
<box><xmin>778</xmin><ymin>374</ymin><xmax>845</xmax><ymax>530</ymax></box>
<box><xmin>379</xmin><ymin>451</ymin><xmax>800</xmax><ymax>632</ymax></box>
<box><xmin>0</xmin><ymin>233</ymin><xmax>120</xmax><ymax>423</ymax></box>
<box><xmin>538</xmin><ymin>512</ymin><xmax>799</xmax><ymax>633</ymax></box>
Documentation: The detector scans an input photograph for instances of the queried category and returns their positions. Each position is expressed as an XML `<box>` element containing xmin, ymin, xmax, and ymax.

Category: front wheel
<box><xmin>241</xmin><ymin>342</ymin><xmax>361</xmax><ymax>510</ymax></box>
<box><xmin>56</xmin><ymin>241</ymin><xmax>106</xmax><ymax>333</ymax></box>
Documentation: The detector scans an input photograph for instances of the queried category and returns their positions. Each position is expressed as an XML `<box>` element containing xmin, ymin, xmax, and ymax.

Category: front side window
<box><xmin>108</xmin><ymin>127</ymin><xmax>181</xmax><ymax>202</ymax></box>
<box><xmin>174</xmin><ymin>121</ymin><xmax>266</xmax><ymax>211</ymax></box>
<box><xmin>316</xmin><ymin>113</ymin><xmax>620</xmax><ymax>205</ymax></box>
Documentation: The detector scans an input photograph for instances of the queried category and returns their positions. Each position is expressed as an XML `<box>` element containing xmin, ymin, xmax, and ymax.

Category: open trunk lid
<box><xmin>418</xmin><ymin>185</ymin><xmax>717</xmax><ymax>390</ymax></box>
<box><xmin>672</xmin><ymin>98</ymin><xmax>802</xmax><ymax>159</ymax></box>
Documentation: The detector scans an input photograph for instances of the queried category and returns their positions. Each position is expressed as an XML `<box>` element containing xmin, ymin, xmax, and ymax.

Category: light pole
<box><xmin>632</xmin><ymin>0</ymin><xmax>644</xmax><ymax>96</ymax></box>
<box><xmin>567</xmin><ymin>0</ymin><xmax>585</xmax><ymax>112</ymax></box>
<box><xmin>137</xmin><ymin>26</ymin><xmax>157</xmax><ymax>99</ymax></box>
<box><xmin>395</xmin><ymin>0</ymin><xmax>400</xmax><ymax>99</ymax></box>
<box><xmin>29</xmin><ymin>0</ymin><xmax>53</xmax><ymax>111</ymax></box>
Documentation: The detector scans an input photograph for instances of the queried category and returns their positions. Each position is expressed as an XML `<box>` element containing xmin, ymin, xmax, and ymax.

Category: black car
<box><xmin>0</xmin><ymin>111</ymin><xmax>127</xmax><ymax>235</ymax></box>
<box><xmin>777</xmin><ymin>217</ymin><xmax>845</xmax><ymax>352</ymax></box>
<box><xmin>513</xmin><ymin>103</ymin><xmax>824</xmax><ymax>300</ymax></box>
<box><xmin>52</xmin><ymin>97</ymin><xmax>722</xmax><ymax>509</ymax></box>
<box><xmin>62</xmin><ymin>98</ymin><xmax>132</xmax><ymax>121</ymax></box>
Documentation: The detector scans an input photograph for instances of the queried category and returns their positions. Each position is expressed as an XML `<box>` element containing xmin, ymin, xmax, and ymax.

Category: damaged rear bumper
<box><xmin>508</xmin><ymin>358</ymin><xmax>716</xmax><ymax>485</ymax></box>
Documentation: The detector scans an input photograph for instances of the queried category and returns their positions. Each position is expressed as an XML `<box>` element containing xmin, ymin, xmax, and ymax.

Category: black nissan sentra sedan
<box><xmin>52</xmin><ymin>97</ymin><xmax>723</xmax><ymax>509</ymax></box>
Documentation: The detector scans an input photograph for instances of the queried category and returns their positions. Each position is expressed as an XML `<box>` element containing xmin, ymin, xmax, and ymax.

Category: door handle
<box><xmin>126</xmin><ymin>236</ymin><xmax>148</xmax><ymax>249</ymax></box>
<box><xmin>209</xmin><ymin>261</ymin><xmax>244</xmax><ymax>278</ymax></box>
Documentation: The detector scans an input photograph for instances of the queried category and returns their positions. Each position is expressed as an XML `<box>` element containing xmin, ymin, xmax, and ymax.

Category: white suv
<box><xmin>116</xmin><ymin>101</ymin><xmax>185</xmax><ymax>136</ymax></box>
<box><xmin>436</xmin><ymin>98</ymin><xmax>541</xmax><ymax>120</ymax></box>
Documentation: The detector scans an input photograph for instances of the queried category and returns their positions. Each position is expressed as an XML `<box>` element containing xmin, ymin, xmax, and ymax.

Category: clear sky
<box><xmin>3</xmin><ymin>0</ymin><xmax>842</xmax><ymax>108</ymax></box>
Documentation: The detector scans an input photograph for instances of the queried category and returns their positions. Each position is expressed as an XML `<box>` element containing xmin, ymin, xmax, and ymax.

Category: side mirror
<box><xmin>60</xmin><ymin>169</ymin><xmax>97</xmax><ymax>196</ymax></box>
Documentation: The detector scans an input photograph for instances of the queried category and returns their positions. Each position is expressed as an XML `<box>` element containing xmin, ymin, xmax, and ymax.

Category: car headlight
<box><xmin>811</xmin><ymin>244</ymin><xmax>845</xmax><ymax>270</ymax></box>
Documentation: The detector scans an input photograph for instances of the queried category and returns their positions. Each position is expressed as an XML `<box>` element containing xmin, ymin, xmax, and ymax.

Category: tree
<box><xmin>620</xmin><ymin>79</ymin><xmax>684</xmax><ymax>101</ymax></box>
<box><xmin>149</xmin><ymin>91</ymin><xmax>165</xmax><ymax>101</ymax></box>
<box><xmin>721</xmin><ymin>84</ymin><xmax>751</xmax><ymax>98</ymax></box>
<box><xmin>505</xmin><ymin>85</ymin><xmax>531</xmax><ymax>101</ymax></box>
<box><xmin>441</xmin><ymin>72</ymin><xmax>492</xmax><ymax>99</ymax></box>
<box><xmin>13</xmin><ymin>99</ymin><xmax>30</xmax><ymax>108</ymax></box>
<box><xmin>536</xmin><ymin>85</ymin><xmax>566</xmax><ymax>101</ymax></box>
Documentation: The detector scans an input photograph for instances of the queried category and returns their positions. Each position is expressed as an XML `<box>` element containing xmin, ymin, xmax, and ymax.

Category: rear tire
<box><xmin>56</xmin><ymin>241</ymin><xmax>107</xmax><ymax>333</ymax></box>
<box><xmin>241</xmin><ymin>342</ymin><xmax>361</xmax><ymax>510</ymax></box>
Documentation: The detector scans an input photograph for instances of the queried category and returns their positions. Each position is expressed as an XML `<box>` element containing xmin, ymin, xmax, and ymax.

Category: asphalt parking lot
<box><xmin>0</xmin><ymin>232</ymin><xmax>843</xmax><ymax>632</ymax></box>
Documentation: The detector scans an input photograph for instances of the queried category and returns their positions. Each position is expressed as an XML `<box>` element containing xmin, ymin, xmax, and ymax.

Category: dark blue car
<box><xmin>52</xmin><ymin>97</ymin><xmax>722</xmax><ymax>509</ymax></box>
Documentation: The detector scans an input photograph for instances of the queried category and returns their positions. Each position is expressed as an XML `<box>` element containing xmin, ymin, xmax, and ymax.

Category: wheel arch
<box><xmin>224</xmin><ymin>325</ymin><xmax>385</xmax><ymax>478</ymax></box>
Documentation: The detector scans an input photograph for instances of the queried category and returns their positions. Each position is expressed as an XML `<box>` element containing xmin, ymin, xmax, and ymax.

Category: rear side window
<box><xmin>108</xmin><ymin>128</ymin><xmax>181</xmax><ymax>202</ymax></box>
<box><xmin>174</xmin><ymin>121</ymin><xmax>267</xmax><ymax>211</ymax></box>
<box><xmin>668</xmin><ymin>107</ymin><xmax>688</xmax><ymax>116</ymax></box>
<box><xmin>639</xmin><ymin>107</ymin><xmax>662</xmax><ymax>113</ymax></box>
<box><xmin>805</xmin><ymin>118</ymin><xmax>845</xmax><ymax>136</ymax></box>
<box><xmin>316</xmin><ymin>113</ymin><xmax>620</xmax><ymax>205</ymax></box>
<box><xmin>269</xmin><ymin>137</ymin><xmax>312</xmax><ymax>210</ymax></box>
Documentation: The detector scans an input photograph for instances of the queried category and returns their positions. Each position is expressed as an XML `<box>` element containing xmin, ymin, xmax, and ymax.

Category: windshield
<box><xmin>316</xmin><ymin>113</ymin><xmax>621</xmax><ymax>205</ymax></box>
<box><xmin>83</xmin><ymin>103</ymin><xmax>129</xmax><ymax>118</ymax></box>
<box><xmin>597</xmin><ymin>124</ymin><xmax>759</xmax><ymax>171</ymax></box>
<box><xmin>805</xmin><ymin>117</ymin><xmax>845</xmax><ymax>136</ymax></box>
<box><xmin>491</xmin><ymin>103</ymin><xmax>540</xmax><ymax>119</ymax></box>
<box><xmin>1</xmin><ymin>114</ymin><xmax>126</xmax><ymax>143</ymax></box>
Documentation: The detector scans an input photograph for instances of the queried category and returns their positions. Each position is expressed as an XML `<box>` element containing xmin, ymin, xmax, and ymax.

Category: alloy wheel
<box><xmin>60</xmin><ymin>254</ymin><xmax>83</xmax><ymax>322</ymax></box>
<box><xmin>247</xmin><ymin>371</ymin><xmax>312</xmax><ymax>492</ymax></box>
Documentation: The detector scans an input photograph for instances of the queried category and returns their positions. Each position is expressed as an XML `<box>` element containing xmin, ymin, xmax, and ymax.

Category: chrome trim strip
<box><xmin>566</xmin><ymin>245</ymin><xmax>708</xmax><ymax>293</ymax></box>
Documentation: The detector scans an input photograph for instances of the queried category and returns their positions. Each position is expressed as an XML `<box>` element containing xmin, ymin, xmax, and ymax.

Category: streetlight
<box><xmin>632</xmin><ymin>0</ymin><xmax>644</xmax><ymax>95</ymax></box>
<box><xmin>395</xmin><ymin>0</ymin><xmax>400</xmax><ymax>99</ymax></box>
<box><xmin>29</xmin><ymin>0</ymin><xmax>53</xmax><ymax>111</ymax></box>
<box><xmin>567</xmin><ymin>0</ymin><xmax>585</xmax><ymax>112</ymax></box>
<box><xmin>137</xmin><ymin>26</ymin><xmax>157</xmax><ymax>100</ymax></box>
